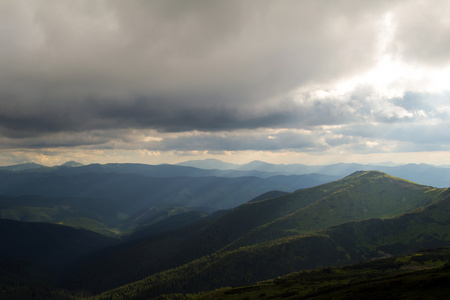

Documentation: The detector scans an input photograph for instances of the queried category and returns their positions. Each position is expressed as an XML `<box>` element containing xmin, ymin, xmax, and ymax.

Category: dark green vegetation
<box><xmin>0</xmin><ymin>219</ymin><xmax>117</xmax><ymax>300</ymax></box>
<box><xmin>187</xmin><ymin>247</ymin><xmax>450</xmax><ymax>300</ymax></box>
<box><xmin>0</xmin><ymin>219</ymin><xmax>117</xmax><ymax>268</ymax></box>
<box><xmin>2</xmin><ymin>164</ymin><xmax>450</xmax><ymax>299</ymax></box>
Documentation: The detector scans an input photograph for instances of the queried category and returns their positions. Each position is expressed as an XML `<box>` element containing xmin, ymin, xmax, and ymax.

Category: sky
<box><xmin>1</xmin><ymin>0</ymin><xmax>450</xmax><ymax>166</ymax></box>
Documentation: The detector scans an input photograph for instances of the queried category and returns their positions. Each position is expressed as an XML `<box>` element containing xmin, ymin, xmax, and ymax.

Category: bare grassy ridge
<box><xmin>225</xmin><ymin>171</ymin><xmax>444</xmax><ymax>250</ymax></box>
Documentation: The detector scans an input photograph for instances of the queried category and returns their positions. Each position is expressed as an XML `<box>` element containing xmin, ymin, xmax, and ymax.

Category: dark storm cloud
<box><xmin>0</xmin><ymin>95</ymin><xmax>301</xmax><ymax>138</ymax></box>
<box><xmin>1</xmin><ymin>88</ymin><xmax>447</xmax><ymax>152</ymax></box>
<box><xmin>0</xmin><ymin>0</ymin><xmax>394</xmax><ymax>137</ymax></box>
<box><xmin>91</xmin><ymin>97</ymin><xmax>300</xmax><ymax>132</ymax></box>
<box><xmin>1</xmin><ymin>0</ymin><xmax>450</xmax><ymax>158</ymax></box>
<box><xmin>152</xmin><ymin>130</ymin><xmax>324</xmax><ymax>152</ymax></box>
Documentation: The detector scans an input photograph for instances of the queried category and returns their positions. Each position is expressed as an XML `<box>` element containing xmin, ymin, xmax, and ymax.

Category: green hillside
<box><xmin>92</xmin><ymin>188</ymin><xmax>450</xmax><ymax>299</ymax></box>
<box><xmin>63</xmin><ymin>177</ymin><xmax>341</xmax><ymax>293</ymax></box>
<box><xmin>80</xmin><ymin>171</ymin><xmax>450</xmax><ymax>298</ymax></box>
<box><xmin>226</xmin><ymin>171</ymin><xmax>444</xmax><ymax>249</ymax></box>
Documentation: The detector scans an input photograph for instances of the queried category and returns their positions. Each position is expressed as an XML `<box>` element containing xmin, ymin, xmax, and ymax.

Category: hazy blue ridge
<box><xmin>0</xmin><ymin>171</ymin><xmax>337</xmax><ymax>211</ymax></box>
<box><xmin>177</xmin><ymin>159</ymin><xmax>450</xmax><ymax>187</ymax></box>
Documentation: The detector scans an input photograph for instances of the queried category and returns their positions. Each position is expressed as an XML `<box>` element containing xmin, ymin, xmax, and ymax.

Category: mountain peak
<box><xmin>61</xmin><ymin>161</ymin><xmax>84</xmax><ymax>167</ymax></box>
<box><xmin>176</xmin><ymin>159</ymin><xmax>239</xmax><ymax>170</ymax></box>
<box><xmin>344</xmin><ymin>170</ymin><xmax>385</xmax><ymax>178</ymax></box>
<box><xmin>342</xmin><ymin>170</ymin><xmax>419</xmax><ymax>186</ymax></box>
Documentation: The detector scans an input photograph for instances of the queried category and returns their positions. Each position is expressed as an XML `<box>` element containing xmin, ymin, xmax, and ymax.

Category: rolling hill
<box><xmin>224</xmin><ymin>171</ymin><xmax>443</xmax><ymax>250</ymax></box>
<box><xmin>64</xmin><ymin>171</ymin><xmax>449</xmax><ymax>296</ymax></box>
<box><xmin>92</xmin><ymin>177</ymin><xmax>450</xmax><ymax>299</ymax></box>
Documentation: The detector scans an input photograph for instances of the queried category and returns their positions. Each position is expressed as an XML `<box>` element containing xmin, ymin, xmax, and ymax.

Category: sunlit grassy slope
<box><xmin>225</xmin><ymin>171</ymin><xmax>444</xmax><ymax>250</ymax></box>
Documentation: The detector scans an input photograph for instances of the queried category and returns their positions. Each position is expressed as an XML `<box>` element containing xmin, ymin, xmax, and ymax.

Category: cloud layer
<box><xmin>1</xmin><ymin>0</ymin><xmax>450</xmax><ymax>164</ymax></box>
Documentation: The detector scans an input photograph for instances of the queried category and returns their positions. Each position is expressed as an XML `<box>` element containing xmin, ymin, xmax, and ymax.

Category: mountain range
<box><xmin>0</xmin><ymin>163</ymin><xmax>337</xmax><ymax>236</ymax></box>
<box><xmin>1</xmin><ymin>161</ymin><xmax>450</xmax><ymax>298</ymax></box>
<box><xmin>3</xmin><ymin>159</ymin><xmax>450</xmax><ymax>187</ymax></box>
<box><xmin>178</xmin><ymin>159</ymin><xmax>450</xmax><ymax>187</ymax></box>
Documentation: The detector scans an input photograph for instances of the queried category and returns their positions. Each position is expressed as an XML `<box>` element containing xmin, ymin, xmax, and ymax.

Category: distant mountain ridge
<box><xmin>0</xmin><ymin>171</ymin><xmax>336</xmax><ymax>211</ymax></box>
<box><xmin>0</xmin><ymin>162</ymin><xmax>44</xmax><ymax>171</ymax></box>
<box><xmin>3</xmin><ymin>159</ymin><xmax>450</xmax><ymax>187</ymax></box>
<box><xmin>176</xmin><ymin>158</ymin><xmax>240</xmax><ymax>170</ymax></box>
<box><xmin>178</xmin><ymin>159</ymin><xmax>450</xmax><ymax>187</ymax></box>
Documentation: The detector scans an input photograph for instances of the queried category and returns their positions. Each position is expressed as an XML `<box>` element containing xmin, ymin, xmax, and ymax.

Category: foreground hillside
<box><xmin>188</xmin><ymin>247</ymin><xmax>450</xmax><ymax>300</ymax></box>
<box><xmin>4</xmin><ymin>247</ymin><xmax>450</xmax><ymax>299</ymax></box>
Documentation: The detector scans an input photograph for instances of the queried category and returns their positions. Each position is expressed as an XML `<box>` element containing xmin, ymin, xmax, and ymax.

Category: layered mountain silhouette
<box><xmin>178</xmin><ymin>159</ymin><xmax>450</xmax><ymax>187</ymax></box>
<box><xmin>0</xmin><ymin>165</ymin><xmax>336</xmax><ymax>211</ymax></box>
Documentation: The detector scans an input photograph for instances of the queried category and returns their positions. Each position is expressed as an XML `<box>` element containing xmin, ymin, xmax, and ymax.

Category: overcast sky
<box><xmin>1</xmin><ymin>0</ymin><xmax>450</xmax><ymax>166</ymax></box>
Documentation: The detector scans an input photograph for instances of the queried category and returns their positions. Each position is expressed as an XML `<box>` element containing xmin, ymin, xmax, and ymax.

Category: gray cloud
<box><xmin>1</xmin><ymin>89</ymin><xmax>449</xmax><ymax>153</ymax></box>
<box><xmin>0</xmin><ymin>1</ymin><xmax>393</xmax><ymax>133</ymax></box>
<box><xmin>1</xmin><ymin>0</ymin><xmax>450</xmax><ymax>162</ymax></box>
<box><xmin>0</xmin><ymin>95</ymin><xmax>301</xmax><ymax>137</ymax></box>
<box><xmin>393</xmin><ymin>0</ymin><xmax>450</xmax><ymax>66</ymax></box>
<box><xmin>151</xmin><ymin>130</ymin><xmax>325</xmax><ymax>152</ymax></box>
